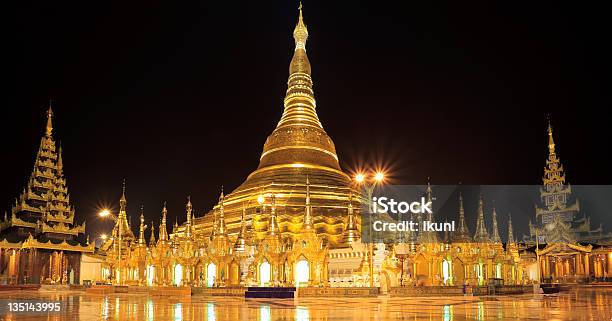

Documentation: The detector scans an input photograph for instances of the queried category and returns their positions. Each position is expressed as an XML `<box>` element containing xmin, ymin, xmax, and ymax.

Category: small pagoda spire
<box><xmin>234</xmin><ymin>204</ymin><xmax>248</xmax><ymax>253</ymax></box>
<box><xmin>119</xmin><ymin>179</ymin><xmax>127</xmax><ymax>210</ymax></box>
<box><xmin>149</xmin><ymin>222</ymin><xmax>156</xmax><ymax>246</ymax></box>
<box><xmin>473</xmin><ymin>195</ymin><xmax>490</xmax><ymax>243</ymax></box>
<box><xmin>419</xmin><ymin>179</ymin><xmax>438</xmax><ymax>243</ymax></box>
<box><xmin>138</xmin><ymin>205</ymin><xmax>146</xmax><ymax>245</ymax></box>
<box><xmin>185</xmin><ymin>196</ymin><xmax>193</xmax><ymax>237</ymax></box>
<box><xmin>57</xmin><ymin>145</ymin><xmax>64</xmax><ymax>172</ymax></box>
<box><xmin>217</xmin><ymin>188</ymin><xmax>227</xmax><ymax>236</ymax></box>
<box><xmin>343</xmin><ymin>193</ymin><xmax>359</xmax><ymax>244</ymax></box>
<box><xmin>46</xmin><ymin>103</ymin><xmax>53</xmax><ymax>136</ymax></box>
<box><xmin>507</xmin><ymin>214</ymin><xmax>515</xmax><ymax>244</ymax></box>
<box><xmin>302</xmin><ymin>176</ymin><xmax>313</xmax><ymax>230</ymax></box>
<box><xmin>452</xmin><ymin>193</ymin><xmax>471</xmax><ymax>242</ymax></box>
<box><xmin>158</xmin><ymin>201</ymin><xmax>169</xmax><ymax>243</ymax></box>
<box><xmin>490</xmin><ymin>206</ymin><xmax>501</xmax><ymax>243</ymax></box>
<box><xmin>268</xmin><ymin>193</ymin><xmax>280</xmax><ymax>236</ymax></box>
<box><xmin>112</xmin><ymin>181</ymin><xmax>135</xmax><ymax>242</ymax></box>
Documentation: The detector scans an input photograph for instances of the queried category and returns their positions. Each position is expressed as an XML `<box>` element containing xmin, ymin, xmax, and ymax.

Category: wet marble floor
<box><xmin>0</xmin><ymin>287</ymin><xmax>610</xmax><ymax>321</ymax></box>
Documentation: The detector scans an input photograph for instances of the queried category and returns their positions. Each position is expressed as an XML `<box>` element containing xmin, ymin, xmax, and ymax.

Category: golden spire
<box><xmin>138</xmin><ymin>205</ymin><xmax>146</xmax><ymax>245</ymax></box>
<box><xmin>256</xmin><ymin>2</ymin><xmax>341</xmax><ymax>171</ymax></box>
<box><xmin>293</xmin><ymin>2</ymin><xmax>308</xmax><ymax>51</ymax></box>
<box><xmin>490</xmin><ymin>206</ymin><xmax>501</xmax><ymax>243</ymax></box>
<box><xmin>149</xmin><ymin>222</ymin><xmax>156</xmax><ymax>245</ymax></box>
<box><xmin>453</xmin><ymin>192</ymin><xmax>471</xmax><ymax>243</ymax></box>
<box><xmin>185</xmin><ymin>196</ymin><xmax>193</xmax><ymax>237</ymax></box>
<box><xmin>213</xmin><ymin>188</ymin><xmax>227</xmax><ymax>237</ymax></box>
<box><xmin>302</xmin><ymin>176</ymin><xmax>313</xmax><ymax>230</ymax></box>
<box><xmin>159</xmin><ymin>201</ymin><xmax>169</xmax><ymax>243</ymax></box>
<box><xmin>268</xmin><ymin>194</ymin><xmax>280</xmax><ymax>236</ymax></box>
<box><xmin>46</xmin><ymin>103</ymin><xmax>53</xmax><ymax>136</ymax></box>
<box><xmin>233</xmin><ymin>204</ymin><xmax>248</xmax><ymax>253</ymax></box>
<box><xmin>120</xmin><ymin>179</ymin><xmax>127</xmax><ymax>208</ymax></box>
<box><xmin>343</xmin><ymin>193</ymin><xmax>359</xmax><ymax>244</ymax></box>
<box><xmin>473</xmin><ymin>195</ymin><xmax>490</xmax><ymax>243</ymax></box>
<box><xmin>507</xmin><ymin>214</ymin><xmax>515</xmax><ymax>244</ymax></box>
<box><xmin>547</xmin><ymin>119</ymin><xmax>556</xmax><ymax>155</ymax></box>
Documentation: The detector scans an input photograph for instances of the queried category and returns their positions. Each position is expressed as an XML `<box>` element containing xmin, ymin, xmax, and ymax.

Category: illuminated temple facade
<box><xmin>99</xmin><ymin>7</ymin><xmax>536</xmax><ymax>290</ymax></box>
<box><xmin>0</xmin><ymin>108</ymin><xmax>94</xmax><ymax>285</ymax></box>
<box><xmin>527</xmin><ymin>124</ymin><xmax>612</xmax><ymax>282</ymax></box>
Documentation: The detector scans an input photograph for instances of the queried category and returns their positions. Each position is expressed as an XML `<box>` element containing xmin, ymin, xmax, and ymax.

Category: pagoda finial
<box><xmin>294</xmin><ymin>2</ymin><xmax>308</xmax><ymax>50</ymax></box>
<box><xmin>547</xmin><ymin>117</ymin><xmax>556</xmax><ymax>155</ymax></box>
<box><xmin>46</xmin><ymin>103</ymin><xmax>53</xmax><ymax>136</ymax></box>
<box><xmin>120</xmin><ymin>179</ymin><xmax>127</xmax><ymax>205</ymax></box>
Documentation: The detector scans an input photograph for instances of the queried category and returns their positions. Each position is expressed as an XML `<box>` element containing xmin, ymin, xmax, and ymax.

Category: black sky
<box><xmin>5</xmin><ymin>1</ymin><xmax>612</xmax><ymax>240</ymax></box>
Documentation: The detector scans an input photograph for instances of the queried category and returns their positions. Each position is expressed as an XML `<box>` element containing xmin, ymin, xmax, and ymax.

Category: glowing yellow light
<box><xmin>100</xmin><ymin>234</ymin><xmax>108</xmax><ymax>240</ymax></box>
<box><xmin>374</xmin><ymin>172</ymin><xmax>385</xmax><ymax>182</ymax></box>
<box><xmin>355</xmin><ymin>173</ymin><xmax>365</xmax><ymax>183</ymax></box>
<box><xmin>290</xmin><ymin>163</ymin><xmax>305</xmax><ymax>168</ymax></box>
<box><xmin>99</xmin><ymin>209</ymin><xmax>111</xmax><ymax>217</ymax></box>
<box><xmin>257</xmin><ymin>195</ymin><xmax>265</xmax><ymax>205</ymax></box>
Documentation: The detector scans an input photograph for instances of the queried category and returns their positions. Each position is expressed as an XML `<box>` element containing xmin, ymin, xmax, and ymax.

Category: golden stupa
<box><xmin>190</xmin><ymin>6</ymin><xmax>355</xmax><ymax>248</ymax></box>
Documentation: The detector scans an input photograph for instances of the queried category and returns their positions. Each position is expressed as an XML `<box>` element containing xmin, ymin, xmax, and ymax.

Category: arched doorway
<box><xmin>174</xmin><ymin>264</ymin><xmax>183</xmax><ymax>286</ymax></box>
<box><xmin>295</xmin><ymin>259</ymin><xmax>309</xmax><ymax>286</ymax></box>
<box><xmin>207</xmin><ymin>263</ymin><xmax>216</xmax><ymax>287</ymax></box>
<box><xmin>259</xmin><ymin>261</ymin><xmax>271</xmax><ymax>286</ymax></box>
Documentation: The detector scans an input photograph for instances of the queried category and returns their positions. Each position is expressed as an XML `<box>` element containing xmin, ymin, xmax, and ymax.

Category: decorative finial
<box><xmin>46</xmin><ymin>102</ymin><xmax>54</xmax><ymax>136</ymax></box>
<box><xmin>293</xmin><ymin>1</ymin><xmax>308</xmax><ymax>50</ymax></box>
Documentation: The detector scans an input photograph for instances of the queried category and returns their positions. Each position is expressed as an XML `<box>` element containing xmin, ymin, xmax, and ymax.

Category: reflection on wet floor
<box><xmin>0</xmin><ymin>288</ymin><xmax>610</xmax><ymax>320</ymax></box>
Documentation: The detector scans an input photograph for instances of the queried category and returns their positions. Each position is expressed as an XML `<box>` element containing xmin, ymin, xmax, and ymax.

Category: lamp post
<box><xmin>99</xmin><ymin>209</ymin><xmax>123</xmax><ymax>285</ymax></box>
<box><xmin>354</xmin><ymin>170</ymin><xmax>386</xmax><ymax>288</ymax></box>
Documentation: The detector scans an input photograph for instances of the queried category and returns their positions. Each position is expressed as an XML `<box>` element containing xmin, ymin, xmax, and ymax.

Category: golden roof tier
<box><xmin>188</xmin><ymin>6</ymin><xmax>357</xmax><ymax>248</ymax></box>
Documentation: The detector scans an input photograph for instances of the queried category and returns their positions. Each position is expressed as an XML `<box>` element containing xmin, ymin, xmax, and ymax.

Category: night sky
<box><xmin>5</xmin><ymin>1</ymin><xmax>611</xmax><ymax>240</ymax></box>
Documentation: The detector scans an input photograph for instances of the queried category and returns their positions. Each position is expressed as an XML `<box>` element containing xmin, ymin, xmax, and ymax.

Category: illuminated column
<box><xmin>606</xmin><ymin>252</ymin><xmax>612</xmax><ymax>276</ymax></box>
<box><xmin>584</xmin><ymin>254</ymin><xmax>590</xmax><ymax>278</ymax></box>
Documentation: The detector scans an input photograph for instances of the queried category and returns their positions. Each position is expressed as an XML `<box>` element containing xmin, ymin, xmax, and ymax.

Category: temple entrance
<box><xmin>442</xmin><ymin>260</ymin><xmax>451</xmax><ymax>285</ymax></box>
<box><xmin>259</xmin><ymin>261</ymin><xmax>271</xmax><ymax>286</ymax></box>
<box><xmin>295</xmin><ymin>259</ymin><xmax>309</xmax><ymax>285</ymax></box>
<box><xmin>207</xmin><ymin>263</ymin><xmax>216</xmax><ymax>287</ymax></box>
<box><xmin>174</xmin><ymin>264</ymin><xmax>183</xmax><ymax>286</ymax></box>
<box><xmin>229</xmin><ymin>261</ymin><xmax>240</xmax><ymax>285</ymax></box>
<box><xmin>147</xmin><ymin>265</ymin><xmax>155</xmax><ymax>286</ymax></box>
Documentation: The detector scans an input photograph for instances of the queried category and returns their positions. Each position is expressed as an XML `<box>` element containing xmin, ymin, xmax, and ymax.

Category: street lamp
<box><xmin>99</xmin><ymin>208</ymin><xmax>123</xmax><ymax>285</ymax></box>
<box><xmin>353</xmin><ymin>169</ymin><xmax>387</xmax><ymax>288</ymax></box>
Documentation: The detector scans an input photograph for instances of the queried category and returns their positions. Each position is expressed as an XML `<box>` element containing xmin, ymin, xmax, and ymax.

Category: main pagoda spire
<box><xmin>257</xmin><ymin>4</ymin><xmax>340</xmax><ymax>171</ymax></box>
